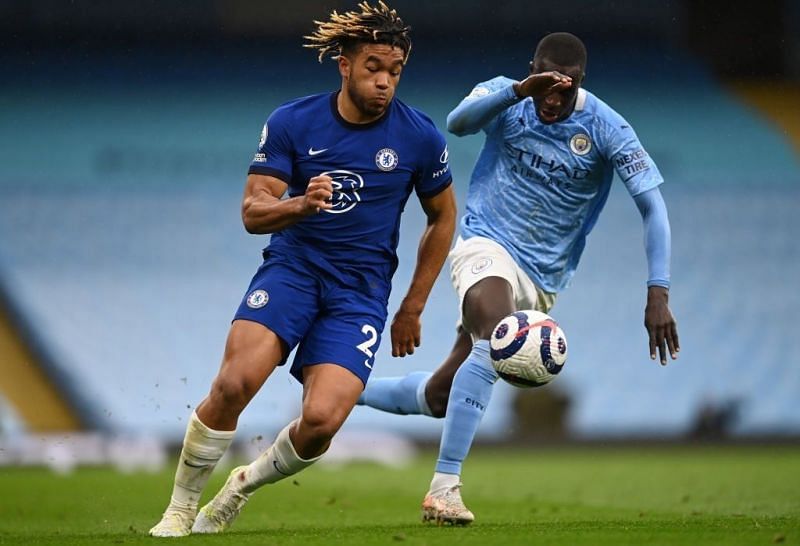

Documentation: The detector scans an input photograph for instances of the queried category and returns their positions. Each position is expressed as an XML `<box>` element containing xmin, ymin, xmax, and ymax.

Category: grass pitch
<box><xmin>0</xmin><ymin>445</ymin><xmax>797</xmax><ymax>545</ymax></box>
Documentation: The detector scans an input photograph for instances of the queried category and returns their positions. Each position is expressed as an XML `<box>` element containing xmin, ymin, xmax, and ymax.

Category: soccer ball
<box><xmin>489</xmin><ymin>310</ymin><xmax>567</xmax><ymax>388</ymax></box>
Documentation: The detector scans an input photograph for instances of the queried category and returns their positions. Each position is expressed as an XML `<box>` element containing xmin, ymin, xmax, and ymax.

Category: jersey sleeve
<box><xmin>247</xmin><ymin>106</ymin><xmax>294</xmax><ymax>182</ymax></box>
<box><xmin>415</xmin><ymin>127</ymin><xmax>453</xmax><ymax>198</ymax></box>
<box><xmin>601</xmin><ymin>114</ymin><xmax>664</xmax><ymax>196</ymax></box>
<box><xmin>456</xmin><ymin>76</ymin><xmax>518</xmax><ymax>135</ymax></box>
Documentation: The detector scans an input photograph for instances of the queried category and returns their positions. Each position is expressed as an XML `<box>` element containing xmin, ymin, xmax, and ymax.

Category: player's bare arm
<box><xmin>645</xmin><ymin>286</ymin><xmax>680</xmax><ymax>365</ymax></box>
<box><xmin>390</xmin><ymin>185</ymin><xmax>457</xmax><ymax>357</ymax></box>
<box><xmin>513</xmin><ymin>71</ymin><xmax>572</xmax><ymax>99</ymax></box>
<box><xmin>241</xmin><ymin>173</ymin><xmax>333</xmax><ymax>234</ymax></box>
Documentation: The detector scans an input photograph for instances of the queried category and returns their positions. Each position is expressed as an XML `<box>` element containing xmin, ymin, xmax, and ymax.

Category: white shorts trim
<box><xmin>449</xmin><ymin>236</ymin><xmax>556</xmax><ymax>320</ymax></box>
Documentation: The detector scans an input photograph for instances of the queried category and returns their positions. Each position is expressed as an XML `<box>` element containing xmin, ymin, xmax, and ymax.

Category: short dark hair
<box><xmin>304</xmin><ymin>1</ymin><xmax>412</xmax><ymax>64</ymax></box>
<box><xmin>533</xmin><ymin>32</ymin><xmax>587</xmax><ymax>72</ymax></box>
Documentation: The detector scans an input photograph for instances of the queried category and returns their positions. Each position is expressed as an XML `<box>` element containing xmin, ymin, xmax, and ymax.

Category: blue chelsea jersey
<box><xmin>249</xmin><ymin>91</ymin><xmax>452</xmax><ymax>298</ymax></box>
<box><xmin>460</xmin><ymin>76</ymin><xmax>664</xmax><ymax>293</ymax></box>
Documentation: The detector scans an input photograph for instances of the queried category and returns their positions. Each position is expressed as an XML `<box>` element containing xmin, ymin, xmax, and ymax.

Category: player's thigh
<box><xmin>462</xmin><ymin>276</ymin><xmax>516</xmax><ymax>339</ymax></box>
<box><xmin>215</xmin><ymin>319</ymin><xmax>286</xmax><ymax>395</ymax></box>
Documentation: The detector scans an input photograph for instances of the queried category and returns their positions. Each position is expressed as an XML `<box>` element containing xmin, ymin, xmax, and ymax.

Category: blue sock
<box><xmin>435</xmin><ymin>340</ymin><xmax>497</xmax><ymax>475</ymax></box>
<box><xmin>357</xmin><ymin>371</ymin><xmax>433</xmax><ymax>416</ymax></box>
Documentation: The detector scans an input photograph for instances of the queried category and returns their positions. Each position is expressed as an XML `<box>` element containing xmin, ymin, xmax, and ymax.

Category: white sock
<box><xmin>169</xmin><ymin>411</ymin><xmax>235</xmax><ymax>509</ymax></box>
<box><xmin>239</xmin><ymin>420</ymin><xmax>323</xmax><ymax>494</ymax></box>
<box><xmin>429</xmin><ymin>471</ymin><xmax>460</xmax><ymax>495</ymax></box>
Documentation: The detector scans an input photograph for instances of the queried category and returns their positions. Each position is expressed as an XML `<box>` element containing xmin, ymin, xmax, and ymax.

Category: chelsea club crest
<box><xmin>569</xmin><ymin>133</ymin><xmax>592</xmax><ymax>156</ymax></box>
<box><xmin>246</xmin><ymin>289</ymin><xmax>269</xmax><ymax>309</ymax></box>
<box><xmin>375</xmin><ymin>148</ymin><xmax>399</xmax><ymax>171</ymax></box>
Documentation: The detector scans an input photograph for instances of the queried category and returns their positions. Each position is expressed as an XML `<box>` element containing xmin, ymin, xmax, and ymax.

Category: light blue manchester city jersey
<box><xmin>459</xmin><ymin>76</ymin><xmax>663</xmax><ymax>293</ymax></box>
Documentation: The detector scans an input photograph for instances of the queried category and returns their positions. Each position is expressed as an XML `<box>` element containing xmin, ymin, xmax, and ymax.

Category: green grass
<box><xmin>0</xmin><ymin>445</ymin><xmax>798</xmax><ymax>545</ymax></box>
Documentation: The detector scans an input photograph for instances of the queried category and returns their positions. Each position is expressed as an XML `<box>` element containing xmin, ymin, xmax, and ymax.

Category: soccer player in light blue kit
<box><xmin>358</xmin><ymin>32</ymin><xmax>680</xmax><ymax>524</ymax></box>
<box><xmin>149</xmin><ymin>2</ymin><xmax>456</xmax><ymax>537</ymax></box>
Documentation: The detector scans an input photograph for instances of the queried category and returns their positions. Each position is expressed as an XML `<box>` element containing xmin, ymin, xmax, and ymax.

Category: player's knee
<box><xmin>299</xmin><ymin>403</ymin><xmax>346</xmax><ymax>444</ymax></box>
<box><xmin>208</xmin><ymin>375</ymin><xmax>254</xmax><ymax>412</ymax></box>
<box><xmin>464</xmin><ymin>310</ymin><xmax>508</xmax><ymax>340</ymax></box>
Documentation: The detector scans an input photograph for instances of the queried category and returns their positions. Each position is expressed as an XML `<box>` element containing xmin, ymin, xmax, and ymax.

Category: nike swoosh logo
<box><xmin>183</xmin><ymin>459</ymin><xmax>211</xmax><ymax>469</ymax></box>
<box><xmin>273</xmin><ymin>460</ymin><xmax>290</xmax><ymax>476</ymax></box>
<box><xmin>308</xmin><ymin>147</ymin><xmax>328</xmax><ymax>156</ymax></box>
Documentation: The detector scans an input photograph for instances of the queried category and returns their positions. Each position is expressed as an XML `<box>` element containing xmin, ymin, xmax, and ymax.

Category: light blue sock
<box><xmin>435</xmin><ymin>340</ymin><xmax>497</xmax><ymax>475</ymax></box>
<box><xmin>357</xmin><ymin>371</ymin><xmax>433</xmax><ymax>416</ymax></box>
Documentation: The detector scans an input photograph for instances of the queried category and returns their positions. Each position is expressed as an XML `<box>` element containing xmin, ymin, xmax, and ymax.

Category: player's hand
<box><xmin>644</xmin><ymin>286</ymin><xmax>680</xmax><ymax>365</ymax></box>
<box><xmin>302</xmin><ymin>175</ymin><xmax>333</xmax><ymax>214</ymax></box>
<box><xmin>514</xmin><ymin>71</ymin><xmax>572</xmax><ymax>99</ymax></box>
<box><xmin>390</xmin><ymin>306</ymin><xmax>422</xmax><ymax>357</ymax></box>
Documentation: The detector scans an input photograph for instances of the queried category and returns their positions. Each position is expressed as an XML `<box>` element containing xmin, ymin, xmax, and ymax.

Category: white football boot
<box><xmin>149</xmin><ymin>503</ymin><xmax>196</xmax><ymax>537</ymax></box>
<box><xmin>421</xmin><ymin>483</ymin><xmax>475</xmax><ymax>525</ymax></box>
<box><xmin>192</xmin><ymin>466</ymin><xmax>251</xmax><ymax>534</ymax></box>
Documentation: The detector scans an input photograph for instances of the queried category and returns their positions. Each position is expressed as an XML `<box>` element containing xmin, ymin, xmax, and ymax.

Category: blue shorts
<box><xmin>233</xmin><ymin>252</ymin><xmax>388</xmax><ymax>385</ymax></box>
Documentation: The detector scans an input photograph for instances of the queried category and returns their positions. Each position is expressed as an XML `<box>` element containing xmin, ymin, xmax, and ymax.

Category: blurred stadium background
<box><xmin>0</xmin><ymin>0</ymin><xmax>798</xmax><ymax>470</ymax></box>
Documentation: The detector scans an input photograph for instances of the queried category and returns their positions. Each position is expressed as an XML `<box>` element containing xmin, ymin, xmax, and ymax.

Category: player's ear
<box><xmin>338</xmin><ymin>55</ymin><xmax>351</xmax><ymax>80</ymax></box>
<box><xmin>529</xmin><ymin>60</ymin><xmax>535</xmax><ymax>74</ymax></box>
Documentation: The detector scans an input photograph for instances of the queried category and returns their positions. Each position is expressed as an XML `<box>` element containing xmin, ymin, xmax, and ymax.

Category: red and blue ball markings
<box><xmin>491</xmin><ymin>311</ymin><xmax>566</xmax><ymax>387</ymax></box>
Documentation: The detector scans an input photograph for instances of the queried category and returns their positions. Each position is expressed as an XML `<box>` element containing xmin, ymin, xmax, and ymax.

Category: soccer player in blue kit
<box><xmin>358</xmin><ymin>32</ymin><xmax>680</xmax><ymax>524</ymax></box>
<box><xmin>149</xmin><ymin>2</ymin><xmax>456</xmax><ymax>537</ymax></box>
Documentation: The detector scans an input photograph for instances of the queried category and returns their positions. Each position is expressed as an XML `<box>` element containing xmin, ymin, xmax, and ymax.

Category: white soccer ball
<box><xmin>489</xmin><ymin>310</ymin><xmax>567</xmax><ymax>388</ymax></box>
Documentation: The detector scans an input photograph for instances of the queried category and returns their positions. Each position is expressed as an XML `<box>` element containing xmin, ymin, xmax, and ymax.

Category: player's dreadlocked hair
<box><xmin>304</xmin><ymin>1</ymin><xmax>412</xmax><ymax>64</ymax></box>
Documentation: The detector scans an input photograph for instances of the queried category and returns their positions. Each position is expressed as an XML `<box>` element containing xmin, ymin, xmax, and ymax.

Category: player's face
<box><xmin>340</xmin><ymin>43</ymin><xmax>405</xmax><ymax>119</ymax></box>
<box><xmin>531</xmin><ymin>58</ymin><xmax>584</xmax><ymax>124</ymax></box>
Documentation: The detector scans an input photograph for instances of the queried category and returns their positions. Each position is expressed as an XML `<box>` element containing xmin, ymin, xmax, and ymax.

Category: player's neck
<box><xmin>337</xmin><ymin>89</ymin><xmax>386</xmax><ymax>125</ymax></box>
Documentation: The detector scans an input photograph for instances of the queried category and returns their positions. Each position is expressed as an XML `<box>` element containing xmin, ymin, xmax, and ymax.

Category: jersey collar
<box><xmin>574</xmin><ymin>88</ymin><xmax>587</xmax><ymax>112</ymax></box>
<box><xmin>330</xmin><ymin>91</ymin><xmax>392</xmax><ymax>130</ymax></box>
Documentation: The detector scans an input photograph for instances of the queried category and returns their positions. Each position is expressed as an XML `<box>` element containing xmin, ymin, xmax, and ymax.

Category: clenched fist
<box><xmin>302</xmin><ymin>175</ymin><xmax>334</xmax><ymax>214</ymax></box>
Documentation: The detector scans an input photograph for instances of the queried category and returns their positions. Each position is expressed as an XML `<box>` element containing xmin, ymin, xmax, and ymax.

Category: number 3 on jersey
<box><xmin>356</xmin><ymin>324</ymin><xmax>378</xmax><ymax>369</ymax></box>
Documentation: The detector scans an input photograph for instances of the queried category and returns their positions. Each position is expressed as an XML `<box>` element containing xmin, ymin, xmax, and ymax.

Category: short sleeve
<box><xmin>247</xmin><ymin>107</ymin><xmax>294</xmax><ymax>182</ymax></box>
<box><xmin>602</xmin><ymin>116</ymin><xmax>664</xmax><ymax>196</ymax></box>
<box><xmin>415</xmin><ymin>128</ymin><xmax>452</xmax><ymax>198</ymax></box>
